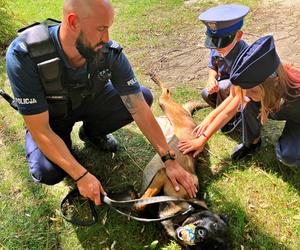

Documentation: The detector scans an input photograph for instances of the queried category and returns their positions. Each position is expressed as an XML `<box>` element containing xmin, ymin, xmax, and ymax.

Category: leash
<box><xmin>0</xmin><ymin>90</ymin><xmax>207</xmax><ymax>225</ymax></box>
<box><xmin>0</xmin><ymin>89</ymin><xmax>18</xmax><ymax>111</ymax></box>
<box><xmin>61</xmin><ymin>188</ymin><xmax>207</xmax><ymax>226</ymax></box>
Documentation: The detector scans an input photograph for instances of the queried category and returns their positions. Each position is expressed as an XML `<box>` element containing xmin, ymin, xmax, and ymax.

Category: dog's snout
<box><xmin>198</xmin><ymin>229</ymin><xmax>205</xmax><ymax>237</ymax></box>
<box><xmin>196</xmin><ymin>227</ymin><xmax>207</xmax><ymax>239</ymax></box>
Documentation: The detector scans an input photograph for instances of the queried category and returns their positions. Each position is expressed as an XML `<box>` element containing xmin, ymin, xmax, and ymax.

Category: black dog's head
<box><xmin>175</xmin><ymin>210</ymin><xmax>228</xmax><ymax>249</ymax></box>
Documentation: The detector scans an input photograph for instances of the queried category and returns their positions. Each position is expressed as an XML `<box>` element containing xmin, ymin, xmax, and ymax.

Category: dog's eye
<box><xmin>213</xmin><ymin>222</ymin><xmax>218</xmax><ymax>229</ymax></box>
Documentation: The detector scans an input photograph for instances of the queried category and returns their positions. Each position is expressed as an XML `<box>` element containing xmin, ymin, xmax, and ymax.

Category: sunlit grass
<box><xmin>1</xmin><ymin>0</ymin><xmax>300</xmax><ymax>249</ymax></box>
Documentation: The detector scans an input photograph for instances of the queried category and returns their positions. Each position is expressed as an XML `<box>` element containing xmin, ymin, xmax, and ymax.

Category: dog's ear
<box><xmin>191</xmin><ymin>240</ymin><xmax>228</xmax><ymax>250</ymax></box>
<box><xmin>219</xmin><ymin>214</ymin><xmax>229</xmax><ymax>225</ymax></box>
<box><xmin>197</xmin><ymin>238</ymin><xmax>228</xmax><ymax>250</ymax></box>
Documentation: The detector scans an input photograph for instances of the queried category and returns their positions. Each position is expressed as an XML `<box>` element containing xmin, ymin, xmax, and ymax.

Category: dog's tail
<box><xmin>182</xmin><ymin>101</ymin><xmax>209</xmax><ymax>116</ymax></box>
<box><xmin>149</xmin><ymin>72</ymin><xmax>164</xmax><ymax>88</ymax></box>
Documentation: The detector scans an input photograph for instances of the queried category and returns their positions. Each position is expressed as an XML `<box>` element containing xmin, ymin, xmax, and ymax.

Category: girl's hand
<box><xmin>193</xmin><ymin>116</ymin><xmax>213</xmax><ymax>137</ymax></box>
<box><xmin>207</xmin><ymin>78</ymin><xmax>219</xmax><ymax>94</ymax></box>
<box><xmin>178</xmin><ymin>138</ymin><xmax>207</xmax><ymax>158</ymax></box>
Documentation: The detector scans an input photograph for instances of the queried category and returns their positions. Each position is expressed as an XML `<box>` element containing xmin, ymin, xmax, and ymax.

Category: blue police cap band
<box><xmin>230</xmin><ymin>35</ymin><xmax>280</xmax><ymax>89</ymax></box>
<box><xmin>206</xmin><ymin>20</ymin><xmax>243</xmax><ymax>37</ymax></box>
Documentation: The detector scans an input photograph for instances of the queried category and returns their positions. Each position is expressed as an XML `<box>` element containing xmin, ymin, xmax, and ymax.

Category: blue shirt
<box><xmin>6</xmin><ymin>24</ymin><xmax>141</xmax><ymax>115</ymax></box>
<box><xmin>208</xmin><ymin>40</ymin><xmax>248</xmax><ymax>80</ymax></box>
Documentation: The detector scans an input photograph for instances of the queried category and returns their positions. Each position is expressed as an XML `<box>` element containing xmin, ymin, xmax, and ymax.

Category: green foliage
<box><xmin>111</xmin><ymin>0</ymin><xmax>195</xmax><ymax>48</ymax></box>
<box><xmin>0</xmin><ymin>0</ymin><xmax>16</xmax><ymax>48</ymax></box>
<box><xmin>8</xmin><ymin>0</ymin><xmax>61</xmax><ymax>27</ymax></box>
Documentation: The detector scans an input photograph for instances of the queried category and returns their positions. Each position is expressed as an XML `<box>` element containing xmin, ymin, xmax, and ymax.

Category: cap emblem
<box><xmin>207</xmin><ymin>22</ymin><xmax>217</xmax><ymax>31</ymax></box>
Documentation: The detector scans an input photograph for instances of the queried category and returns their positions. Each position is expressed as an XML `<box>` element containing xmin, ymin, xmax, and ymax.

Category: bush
<box><xmin>0</xmin><ymin>0</ymin><xmax>16</xmax><ymax>49</ymax></box>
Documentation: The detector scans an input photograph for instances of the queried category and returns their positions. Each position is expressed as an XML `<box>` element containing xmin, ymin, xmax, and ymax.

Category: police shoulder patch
<box><xmin>109</xmin><ymin>40</ymin><xmax>122</xmax><ymax>52</ymax></box>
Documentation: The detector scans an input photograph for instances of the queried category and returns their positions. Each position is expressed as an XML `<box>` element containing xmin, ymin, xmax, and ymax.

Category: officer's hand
<box><xmin>76</xmin><ymin>172</ymin><xmax>106</xmax><ymax>206</ymax></box>
<box><xmin>164</xmin><ymin>160</ymin><xmax>197</xmax><ymax>198</ymax></box>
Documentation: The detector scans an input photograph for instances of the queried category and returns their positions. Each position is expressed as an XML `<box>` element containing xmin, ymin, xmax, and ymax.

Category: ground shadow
<box><xmin>71</xmin><ymin>127</ymin><xmax>171</xmax><ymax>249</ymax></box>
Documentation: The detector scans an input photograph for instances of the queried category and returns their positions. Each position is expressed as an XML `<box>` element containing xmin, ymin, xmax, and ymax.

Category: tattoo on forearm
<box><xmin>121</xmin><ymin>92</ymin><xmax>144</xmax><ymax>114</ymax></box>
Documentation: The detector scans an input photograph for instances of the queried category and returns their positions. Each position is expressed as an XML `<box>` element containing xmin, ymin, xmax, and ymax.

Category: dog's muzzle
<box><xmin>176</xmin><ymin>223</ymin><xmax>207</xmax><ymax>245</ymax></box>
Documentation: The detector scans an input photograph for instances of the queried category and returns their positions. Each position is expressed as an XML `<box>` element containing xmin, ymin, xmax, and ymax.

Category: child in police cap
<box><xmin>199</xmin><ymin>4</ymin><xmax>250</xmax><ymax>133</ymax></box>
<box><xmin>179</xmin><ymin>35</ymin><xmax>300</xmax><ymax>167</ymax></box>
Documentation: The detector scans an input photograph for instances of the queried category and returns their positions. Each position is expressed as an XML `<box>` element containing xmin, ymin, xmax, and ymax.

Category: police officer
<box><xmin>6</xmin><ymin>0</ymin><xmax>197</xmax><ymax>205</ymax></box>
<box><xmin>199</xmin><ymin>4</ymin><xmax>250</xmax><ymax>133</ymax></box>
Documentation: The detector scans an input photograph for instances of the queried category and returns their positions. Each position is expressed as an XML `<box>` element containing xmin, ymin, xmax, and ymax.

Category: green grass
<box><xmin>8</xmin><ymin>0</ymin><xmax>61</xmax><ymax>26</ymax></box>
<box><xmin>1</xmin><ymin>0</ymin><xmax>300</xmax><ymax>249</ymax></box>
<box><xmin>0</xmin><ymin>0</ymin><xmax>16</xmax><ymax>48</ymax></box>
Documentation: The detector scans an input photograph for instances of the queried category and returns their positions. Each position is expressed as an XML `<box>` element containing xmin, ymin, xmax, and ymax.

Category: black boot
<box><xmin>79</xmin><ymin>126</ymin><xmax>119</xmax><ymax>152</ymax></box>
<box><xmin>231</xmin><ymin>138</ymin><xmax>261</xmax><ymax>160</ymax></box>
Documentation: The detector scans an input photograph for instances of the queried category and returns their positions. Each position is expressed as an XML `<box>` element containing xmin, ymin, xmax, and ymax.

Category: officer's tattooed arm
<box><xmin>121</xmin><ymin>92</ymin><xmax>145</xmax><ymax>114</ymax></box>
<box><xmin>121</xmin><ymin>91</ymin><xmax>197</xmax><ymax>198</ymax></box>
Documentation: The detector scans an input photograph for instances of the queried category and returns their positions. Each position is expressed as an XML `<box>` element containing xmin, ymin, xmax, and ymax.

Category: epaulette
<box><xmin>109</xmin><ymin>40</ymin><xmax>122</xmax><ymax>53</ymax></box>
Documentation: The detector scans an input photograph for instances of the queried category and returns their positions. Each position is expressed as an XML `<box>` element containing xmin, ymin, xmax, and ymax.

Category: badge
<box><xmin>207</xmin><ymin>22</ymin><xmax>217</xmax><ymax>31</ymax></box>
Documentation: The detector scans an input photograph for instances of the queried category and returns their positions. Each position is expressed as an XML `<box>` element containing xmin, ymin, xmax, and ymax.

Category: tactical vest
<box><xmin>18</xmin><ymin>18</ymin><xmax>122</xmax><ymax>118</ymax></box>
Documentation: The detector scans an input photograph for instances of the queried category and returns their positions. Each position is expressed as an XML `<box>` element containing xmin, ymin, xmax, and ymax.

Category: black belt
<box><xmin>60</xmin><ymin>188</ymin><xmax>207</xmax><ymax>226</ymax></box>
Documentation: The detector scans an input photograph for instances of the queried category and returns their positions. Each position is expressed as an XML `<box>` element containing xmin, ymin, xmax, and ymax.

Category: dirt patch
<box><xmin>248</xmin><ymin>0</ymin><xmax>300</xmax><ymax>66</ymax></box>
<box><xmin>144</xmin><ymin>0</ymin><xmax>300</xmax><ymax>88</ymax></box>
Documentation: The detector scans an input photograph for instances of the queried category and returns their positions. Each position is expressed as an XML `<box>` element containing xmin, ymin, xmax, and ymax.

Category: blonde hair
<box><xmin>237</xmin><ymin>63</ymin><xmax>300</xmax><ymax>124</ymax></box>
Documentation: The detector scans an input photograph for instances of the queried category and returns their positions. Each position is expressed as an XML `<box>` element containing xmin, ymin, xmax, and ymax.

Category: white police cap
<box><xmin>199</xmin><ymin>4</ymin><xmax>250</xmax><ymax>48</ymax></box>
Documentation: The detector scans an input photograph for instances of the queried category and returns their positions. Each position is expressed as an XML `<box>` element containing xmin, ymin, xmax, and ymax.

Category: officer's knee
<box><xmin>275</xmin><ymin>142</ymin><xmax>300</xmax><ymax>167</ymax></box>
<box><xmin>28</xmin><ymin>150</ymin><xmax>66</xmax><ymax>185</ymax></box>
<box><xmin>29</xmin><ymin>161</ymin><xmax>66</xmax><ymax>185</ymax></box>
<box><xmin>276</xmin><ymin>155</ymin><xmax>300</xmax><ymax>167</ymax></box>
<box><xmin>275</xmin><ymin>152</ymin><xmax>300</xmax><ymax>167</ymax></box>
<box><xmin>141</xmin><ymin>86</ymin><xmax>153</xmax><ymax>106</ymax></box>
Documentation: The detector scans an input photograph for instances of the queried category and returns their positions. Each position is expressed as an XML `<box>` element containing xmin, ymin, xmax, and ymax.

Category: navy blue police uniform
<box><xmin>199</xmin><ymin>4</ymin><xmax>249</xmax><ymax>133</ymax></box>
<box><xmin>6</xmin><ymin>22</ymin><xmax>153</xmax><ymax>184</ymax></box>
<box><xmin>230</xmin><ymin>35</ymin><xmax>300</xmax><ymax>166</ymax></box>
<box><xmin>205</xmin><ymin>40</ymin><xmax>248</xmax><ymax>107</ymax></box>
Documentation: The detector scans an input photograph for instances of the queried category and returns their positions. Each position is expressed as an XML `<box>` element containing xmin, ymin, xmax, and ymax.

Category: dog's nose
<box><xmin>197</xmin><ymin>228</ymin><xmax>207</xmax><ymax>239</ymax></box>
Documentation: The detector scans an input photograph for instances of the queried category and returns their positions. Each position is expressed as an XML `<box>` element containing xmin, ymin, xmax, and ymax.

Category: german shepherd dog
<box><xmin>138</xmin><ymin>74</ymin><xmax>228</xmax><ymax>249</ymax></box>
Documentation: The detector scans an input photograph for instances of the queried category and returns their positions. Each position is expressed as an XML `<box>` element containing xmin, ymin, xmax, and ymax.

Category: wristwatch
<box><xmin>161</xmin><ymin>150</ymin><xmax>176</xmax><ymax>162</ymax></box>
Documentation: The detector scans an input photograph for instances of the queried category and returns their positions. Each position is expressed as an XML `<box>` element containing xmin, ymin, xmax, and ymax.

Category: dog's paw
<box><xmin>135</xmin><ymin>204</ymin><xmax>147</xmax><ymax>211</ymax></box>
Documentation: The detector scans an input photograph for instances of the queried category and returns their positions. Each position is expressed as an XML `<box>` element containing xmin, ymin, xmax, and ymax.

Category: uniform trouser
<box><xmin>25</xmin><ymin>84</ymin><xmax>153</xmax><ymax>185</ymax></box>
<box><xmin>274</xmin><ymin>121</ymin><xmax>300</xmax><ymax>167</ymax></box>
<box><xmin>201</xmin><ymin>80</ymin><xmax>242</xmax><ymax>127</ymax></box>
<box><xmin>241</xmin><ymin>101</ymin><xmax>261</xmax><ymax>147</ymax></box>
<box><xmin>240</xmin><ymin>101</ymin><xmax>300</xmax><ymax>166</ymax></box>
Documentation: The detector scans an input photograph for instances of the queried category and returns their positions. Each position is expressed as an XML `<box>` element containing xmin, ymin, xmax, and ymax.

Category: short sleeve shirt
<box><xmin>6</xmin><ymin>24</ymin><xmax>141</xmax><ymax>115</ymax></box>
<box><xmin>208</xmin><ymin>40</ymin><xmax>248</xmax><ymax>80</ymax></box>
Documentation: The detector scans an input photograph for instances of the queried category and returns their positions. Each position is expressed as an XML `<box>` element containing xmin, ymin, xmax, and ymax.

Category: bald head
<box><xmin>63</xmin><ymin>0</ymin><xmax>113</xmax><ymax>20</ymax></box>
<box><xmin>59</xmin><ymin>0</ymin><xmax>114</xmax><ymax>65</ymax></box>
